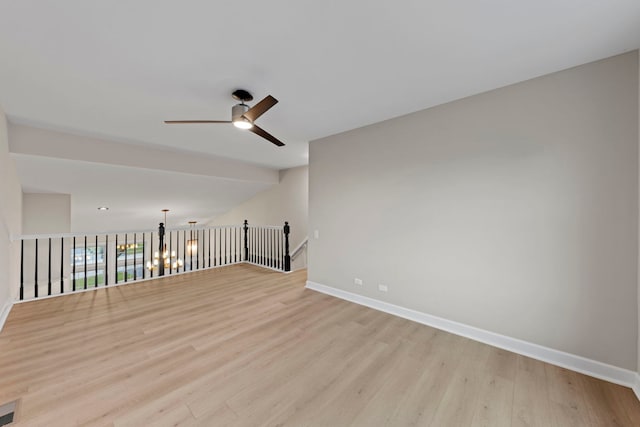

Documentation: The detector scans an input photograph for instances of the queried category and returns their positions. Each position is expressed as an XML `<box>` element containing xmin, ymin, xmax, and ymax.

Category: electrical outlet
<box><xmin>314</xmin><ymin>229</ymin><xmax>320</xmax><ymax>239</ymax></box>
<box><xmin>354</xmin><ymin>278</ymin><xmax>363</xmax><ymax>285</ymax></box>
<box><xmin>378</xmin><ymin>284</ymin><xmax>388</xmax><ymax>292</ymax></box>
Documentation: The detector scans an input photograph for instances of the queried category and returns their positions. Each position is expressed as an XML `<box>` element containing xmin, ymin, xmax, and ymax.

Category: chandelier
<box><xmin>146</xmin><ymin>209</ymin><xmax>183</xmax><ymax>272</ymax></box>
<box><xmin>148</xmin><ymin>248</ymin><xmax>183</xmax><ymax>271</ymax></box>
<box><xmin>117</xmin><ymin>243</ymin><xmax>138</xmax><ymax>251</ymax></box>
<box><xmin>187</xmin><ymin>221</ymin><xmax>198</xmax><ymax>256</ymax></box>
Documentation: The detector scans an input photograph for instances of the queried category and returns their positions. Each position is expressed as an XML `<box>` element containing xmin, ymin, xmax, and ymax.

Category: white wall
<box><xmin>23</xmin><ymin>193</ymin><xmax>71</xmax><ymax>234</ymax></box>
<box><xmin>210</xmin><ymin>165</ymin><xmax>308</xmax><ymax>250</ymax></box>
<box><xmin>309</xmin><ymin>52</ymin><xmax>639</xmax><ymax>371</ymax></box>
<box><xmin>0</xmin><ymin>107</ymin><xmax>22</xmax><ymax>318</ymax></box>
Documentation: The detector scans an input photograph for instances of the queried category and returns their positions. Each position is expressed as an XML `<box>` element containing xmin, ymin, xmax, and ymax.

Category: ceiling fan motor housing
<box><xmin>232</xmin><ymin>103</ymin><xmax>250</xmax><ymax>122</ymax></box>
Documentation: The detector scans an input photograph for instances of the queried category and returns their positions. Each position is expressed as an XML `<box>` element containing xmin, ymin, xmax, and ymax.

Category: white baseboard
<box><xmin>306</xmin><ymin>280</ymin><xmax>638</xmax><ymax>391</ymax></box>
<box><xmin>633</xmin><ymin>373</ymin><xmax>640</xmax><ymax>401</ymax></box>
<box><xmin>243</xmin><ymin>261</ymin><xmax>289</xmax><ymax>273</ymax></box>
<box><xmin>0</xmin><ymin>300</ymin><xmax>13</xmax><ymax>333</ymax></box>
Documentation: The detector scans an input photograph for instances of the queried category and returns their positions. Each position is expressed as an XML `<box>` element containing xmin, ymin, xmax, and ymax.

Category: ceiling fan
<box><xmin>165</xmin><ymin>89</ymin><xmax>285</xmax><ymax>147</ymax></box>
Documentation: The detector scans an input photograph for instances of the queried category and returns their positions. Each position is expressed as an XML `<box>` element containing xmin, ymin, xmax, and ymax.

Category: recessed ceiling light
<box><xmin>97</xmin><ymin>206</ymin><xmax>109</xmax><ymax>211</ymax></box>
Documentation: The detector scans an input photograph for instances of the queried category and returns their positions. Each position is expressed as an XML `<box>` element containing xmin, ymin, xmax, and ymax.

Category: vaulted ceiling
<box><xmin>1</xmin><ymin>0</ymin><xmax>639</xmax><ymax>231</ymax></box>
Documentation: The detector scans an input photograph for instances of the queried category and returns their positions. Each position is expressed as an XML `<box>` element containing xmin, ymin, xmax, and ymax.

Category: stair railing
<box><xmin>15</xmin><ymin>221</ymin><xmax>291</xmax><ymax>301</ymax></box>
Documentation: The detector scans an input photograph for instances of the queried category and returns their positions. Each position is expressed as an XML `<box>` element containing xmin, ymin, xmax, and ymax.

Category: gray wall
<box><xmin>0</xmin><ymin>107</ymin><xmax>22</xmax><ymax>311</ymax></box>
<box><xmin>23</xmin><ymin>193</ymin><xmax>71</xmax><ymax>234</ymax></box>
<box><xmin>210</xmin><ymin>165</ymin><xmax>309</xmax><ymax>250</ymax></box>
<box><xmin>309</xmin><ymin>52</ymin><xmax>639</xmax><ymax>370</ymax></box>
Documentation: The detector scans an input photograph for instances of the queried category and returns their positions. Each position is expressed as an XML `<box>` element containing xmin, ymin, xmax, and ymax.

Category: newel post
<box><xmin>243</xmin><ymin>220</ymin><xmax>249</xmax><ymax>261</ymax></box>
<box><xmin>158</xmin><ymin>222</ymin><xmax>165</xmax><ymax>276</ymax></box>
<box><xmin>20</xmin><ymin>240</ymin><xmax>24</xmax><ymax>301</ymax></box>
<box><xmin>283</xmin><ymin>221</ymin><xmax>291</xmax><ymax>272</ymax></box>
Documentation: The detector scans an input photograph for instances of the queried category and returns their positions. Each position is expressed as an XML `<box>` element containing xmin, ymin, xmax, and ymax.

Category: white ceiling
<box><xmin>1</xmin><ymin>0</ymin><xmax>639</xmax><ymax>231</ymax></box>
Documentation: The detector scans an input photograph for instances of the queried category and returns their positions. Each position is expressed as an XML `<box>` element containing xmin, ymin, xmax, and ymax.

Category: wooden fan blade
<box><xmin>164</xmin><ymin>120</ymin><xmax>231</xmax><ymax>124</ymax></box>
<box><xmin>243</xmin><ymin>95</ymin><xmax>278</xmax><ymax>122</ymax></box>
<box><xmin>249</xmin><ymin>124</ymin><xmax>285</xmax><ymax>147</ymax></box>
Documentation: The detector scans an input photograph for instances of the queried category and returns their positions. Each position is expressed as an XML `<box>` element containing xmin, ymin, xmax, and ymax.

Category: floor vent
<box><xmin>0</xmin><ymin>400</ymin><xmax>16</xmax><ymax>426</ymax></box>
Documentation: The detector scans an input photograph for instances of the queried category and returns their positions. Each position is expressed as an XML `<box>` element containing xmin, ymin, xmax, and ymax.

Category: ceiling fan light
<box><xmin>233</xmin><ymin>118</ymin><xmax>253</xmax><ymax>129</ymax></box>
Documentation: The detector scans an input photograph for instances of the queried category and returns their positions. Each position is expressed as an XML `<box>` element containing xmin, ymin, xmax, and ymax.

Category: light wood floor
<box><xmin>1</xmin><ymin>264</ymin><xmax>639</xmax><ymax>426</ymax></box>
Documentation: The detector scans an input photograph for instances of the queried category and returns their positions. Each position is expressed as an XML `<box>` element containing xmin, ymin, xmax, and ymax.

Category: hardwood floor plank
<box><xmin>512</xmin><ymin>356</ymin><xmax>555</xmax><ymax>427</ymax></box>
<box><xmin>470</xmin><ymin>373</ymin><xmax>514</xmax><ymax>427</ymax></box>
<box><xmin>383</xmin><ymin>331</ymin><xmax>468</xmax><ymax>426</ymax></box>
<box><xmin>0</xmin><ymin>264</ymin><xmax>638</xmax><ymax>426</ymax></box>
<box><xmin>544</xmin><ymin>364</ymin><xmax>591</xmax><ymax>427</ymax></box>
<box><xmin>346</xmin><ymin>339</ymin><xmax>428</xmax><ymax>427</ymax></box>
<box><xmin>428</xmin><ymin>339</ymin><xmax>490</xmax><ymax>426</ymax></box>
<box><xmin>580</xmin><ymin>375</ymin><xmax>636</xmax><ymax>426</ymax></box>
